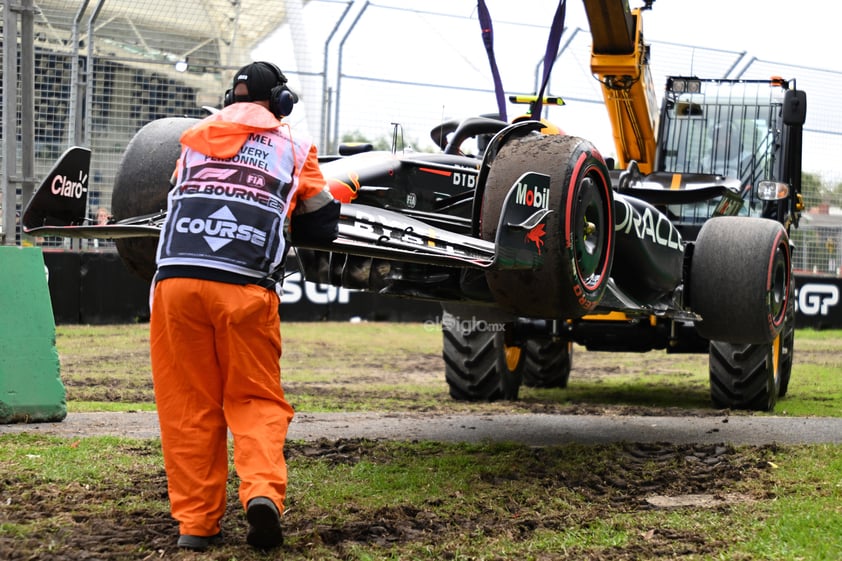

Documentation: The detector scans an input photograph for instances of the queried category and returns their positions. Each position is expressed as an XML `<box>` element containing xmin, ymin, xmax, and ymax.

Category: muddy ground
<box><xmin>0</xmin><ymin>437</ymin><xmax>779</xmax><ymax>561</ymax></box>
<box><xmin>0</xmin><ymin>331</ymin><xmax>837</xmax><ymax>559</ymax></box>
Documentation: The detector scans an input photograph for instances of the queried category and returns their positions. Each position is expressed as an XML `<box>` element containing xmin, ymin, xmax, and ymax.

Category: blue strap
<box><xmin>532</xmin><ymin>1</ymin><xmax>567</xmax><ymax>120</ymax></box>
<box><xmin>477</xmin><ymin>1</ymin><xmax>567</xmax><ymax>123</ymax></box>
<box><xmin>477</xmin><ymin>0</ymin><xmax>507</xmax><ymax>122</ymax></box>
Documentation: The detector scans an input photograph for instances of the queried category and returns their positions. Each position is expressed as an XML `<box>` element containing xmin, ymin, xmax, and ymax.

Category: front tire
<box><xmin>709</xmin><ymin>342</ymin><xmax>776</xmax><ymax>411</ymax></box>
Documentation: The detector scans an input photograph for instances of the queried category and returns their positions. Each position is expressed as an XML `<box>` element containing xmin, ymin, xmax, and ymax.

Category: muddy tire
<box><xmin>442</xmin><ymin>310</ymin><xmax>522</xmax><ymax>401</ymax></box>
<box><xmin>481</xmin><ymin>135</ymin><xmax>614</xmax><ymax>319</ymax></box>
<box><xmin>690</xmin><ymin>217</ymin><xmax>790</xmax><ymax>344</ymax></box>
<box><xmin>709</xmin><ymin>341</ymin><xmax>777</xmax><ymax>411</ymax></box>
<box><xmin>522</xmin><ymin>339</ymin><xmax>573</xmax><ymax>389</ymax></box>
<box><xmin>112</xmin><ymin>117</ymin><xmax>198</xmax><ymax>281</ymax></box>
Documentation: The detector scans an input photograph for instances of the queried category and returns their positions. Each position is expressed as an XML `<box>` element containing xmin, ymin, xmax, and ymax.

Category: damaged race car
<box><xmin>23</xmin><ymin>69</ymin><xmax>806</xmax><ymax>412</ymax></box>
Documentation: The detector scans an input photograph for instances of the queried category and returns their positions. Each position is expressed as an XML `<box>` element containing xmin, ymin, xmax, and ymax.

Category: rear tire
<box><xmin>690</xmin><ymin>217</ymin><xmax>790</xmax><ymax>344</ymax></box>
<box><xmin>481</xmin><ymin>135</ymin><xmax>614</xmax><ymax>319</ymax></box>
<box><xmin>442</xmin><ymin>310</ymin><xmax>522</xmax><ymax>401</ymax></box>
<box><xmin>522</xmin><ymin>339</ymin><xmax>573</xmax><ymax>389</ymax></box>
<box><xmin>112</xmin><ymin>117</ymin><xmax>198</xmax><ymax>281</ymax></box>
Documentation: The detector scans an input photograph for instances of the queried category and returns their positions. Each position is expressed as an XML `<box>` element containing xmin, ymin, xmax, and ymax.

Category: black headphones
<box><xmin>223</xmin><ymin>61</ymin><xmax>297</xmax><ymax>119</ymax></box>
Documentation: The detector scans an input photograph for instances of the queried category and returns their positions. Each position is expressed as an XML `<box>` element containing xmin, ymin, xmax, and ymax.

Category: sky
<box><xmin>253</xmin><ymin>0</ymin><xmax>834</xmax><ymax>174</ymax></box>
<box><xmin>596</xmin><ymin>0</ymin><xmax>829</xmax><ymax>70</ymax></box>
<box><xmin>469</xmin><ymin>0</ymin><xmax>832</xmax><ymax>71</ymax></box>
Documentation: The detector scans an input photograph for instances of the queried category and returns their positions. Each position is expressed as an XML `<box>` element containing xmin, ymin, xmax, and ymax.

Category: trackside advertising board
<box><xmin>42</xmin><ymin>252</ymin><xmax>842</xmax><ymax>329</ymax></box>
<box><xmin>794</xmin><ymin>273</ymin><xmax>842</xmax><ymax>330</ymax></box>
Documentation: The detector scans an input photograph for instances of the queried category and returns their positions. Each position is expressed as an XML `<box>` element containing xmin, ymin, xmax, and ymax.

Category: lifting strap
<box><xmin>476</xmin><ymin>0</ymin><xmax>507</xmax><ymax>121</ymax></box>
<box><xmin>476</xmin><ymin>1</ymin><xmax>568</xmax><ymax>122</ymax></box>
<box><xmin>532</xmin><ymin>1</ymin><xmax>567</xmax><ymax>119</ymax></box>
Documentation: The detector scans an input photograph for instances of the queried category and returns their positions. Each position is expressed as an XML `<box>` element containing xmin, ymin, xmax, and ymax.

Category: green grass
<box><xmin>2</xmin><ymin>434</ymin><xmax>842</xmax><ymax>560</ymax></box>
<box><xmin>68</xmin><ymin>401</ymin><xmax>158</xmax><ymax>412</ymax></box>
<box><xmin>54</xmin><ymin>324</ymin><xmax>842</xmax><ymax>417</ymax></box>
<box><xmin>12</xmin><ymin>320</ymin><xmax>842</xmax><ymax>560</ymax></box>
<box><xmin>0</xmin><ymin>434</ymin><xmax>160</xmax><ymax>483</ymax></box>
<box><xmin>35</xmin><ymin>323</ymin><xmax>842</xmax><ymax>559</ymax></box>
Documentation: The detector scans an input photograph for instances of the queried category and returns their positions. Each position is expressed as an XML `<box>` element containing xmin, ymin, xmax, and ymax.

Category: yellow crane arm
<box><xmin>583</xmin><ymin>0</ymin><xmax>658</xmax><ymax>173</ymax></box>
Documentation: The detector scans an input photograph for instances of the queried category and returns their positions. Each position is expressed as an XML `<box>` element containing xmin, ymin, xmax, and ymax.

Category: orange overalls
<box><xmin>150</xmin><ymin>102</ymin><xmax>333</xmax><ymax>537</ymax></box>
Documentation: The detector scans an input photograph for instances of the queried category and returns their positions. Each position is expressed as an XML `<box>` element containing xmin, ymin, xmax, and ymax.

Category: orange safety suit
<box><xmin>150</xmin><ymin>101</ymin><xmax>337</xmax><ymax>537</ymax></box>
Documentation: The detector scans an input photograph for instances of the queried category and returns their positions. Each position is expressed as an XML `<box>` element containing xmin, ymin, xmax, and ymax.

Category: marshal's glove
<box><xmin>290</xmin><ymin>199</ymin><xmax>340</xmax><ymax>247</ymax></box>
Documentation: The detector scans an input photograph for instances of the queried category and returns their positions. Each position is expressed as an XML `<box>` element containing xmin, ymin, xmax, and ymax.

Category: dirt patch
<box><xmin>0</xmin><ymin>438</ymin><xmax>777</xmax><ymax>560</ymax></box>
<box><xmin>29</xmin><ymin>324</ymin><xmax>838</xmax><ymax>558</ymax></box>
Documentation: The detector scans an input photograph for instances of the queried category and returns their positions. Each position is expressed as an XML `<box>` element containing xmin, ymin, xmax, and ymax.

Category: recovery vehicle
<box><xmin>23</xmin><ymin>0</ymin><xmax>806</xmax><ymax>411</ymax></box>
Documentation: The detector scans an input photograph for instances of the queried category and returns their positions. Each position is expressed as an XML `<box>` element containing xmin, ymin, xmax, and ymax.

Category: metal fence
<box><xmin>3</xmin><ymin>0</ymin><xmax>841</xmax><ymax>273</ymax></box>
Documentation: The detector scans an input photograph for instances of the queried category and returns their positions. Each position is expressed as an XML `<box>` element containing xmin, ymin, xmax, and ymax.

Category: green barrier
<box><xmin>0</xmin><ymin>246</ymin><xmax>66</xmax><ymax>423</ymax></box>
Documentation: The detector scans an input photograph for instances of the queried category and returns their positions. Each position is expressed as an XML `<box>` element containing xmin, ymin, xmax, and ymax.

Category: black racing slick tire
<box><xmin>522</xmin><ymin>338</ymin><xmax>573</xmax><ymax>389</ymax></box>
<box><xmin>112</xmin><ymin>117</ymin><xmax>199</xmax><ymax>281</ymax></box>
<box><xmin>690</xmin><ymin>217</ymin><xmax>790</xmax><ymax>344</ymax></box>
<box><xmin>481</xmin><ymin>135</ymin><xmax>614</xmax><ymax>319</ymax></box>
<box><xmin>441</xmin><ymin>310</ymin><xmax>523</xmax><ymax>401</ymax></box>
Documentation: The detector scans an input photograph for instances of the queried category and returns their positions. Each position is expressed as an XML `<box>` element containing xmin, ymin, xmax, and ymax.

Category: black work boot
<box><xmin>177</xmin><ymin>532</ymin><xmax>222</xmax><ymax>551</ymax></box>
<box><xmin>246</xmin><ymin>497</ymin><xmax>284</xmax><ymax>549</ymax></box>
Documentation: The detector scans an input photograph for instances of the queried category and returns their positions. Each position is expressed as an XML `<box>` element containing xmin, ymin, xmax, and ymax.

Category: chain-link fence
<box><xmin>3</xmin><ymin>0</ymin><xmax>841</xmax><ymax>273</ymax></box>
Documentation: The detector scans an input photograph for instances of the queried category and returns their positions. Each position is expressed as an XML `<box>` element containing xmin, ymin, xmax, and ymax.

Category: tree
<box><xmin>341</xmin><ymin>130</ymin><xmax>391</xmax><ymax>151</ymax></box>
<box><xmin>800</xmin><ymin>171</ymin><xmax>824</xmax><ymax>210</ymax></box>
<box><xmin>340</xmin><ymin>130</ymin><xmax>436</xmax><ymax>153</ymax></box>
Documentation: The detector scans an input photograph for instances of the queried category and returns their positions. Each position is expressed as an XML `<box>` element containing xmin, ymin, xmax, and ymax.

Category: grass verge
<box><xmin>7</xmin><ymin>323</ymin><xmax>835</xmax><ymax>559</ymax></box>
<box><xmin>1</xmin><ymin>434</ymin><xmax>841</xmax><ymax>560</ymax></box>
<box><xmin>55</xmin><ymin>323</ymin><xmax>842</xmax><ymax>417</ymax></box>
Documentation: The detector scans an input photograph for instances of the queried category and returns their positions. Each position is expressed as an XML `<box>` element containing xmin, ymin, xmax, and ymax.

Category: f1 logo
<box><xmin>798</xmin><ymin>283</ymin><xmax>840</xmax><ymax>316</ymax></box>
<box><xmin>192</xmin><ymin>167</ymin><xmax>237</xmax><ymax>181</ymax></box>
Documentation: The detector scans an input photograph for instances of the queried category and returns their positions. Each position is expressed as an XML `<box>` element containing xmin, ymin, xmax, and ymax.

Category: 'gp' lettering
<box><xmin>798</xmin><ymin>283</ymin><xmax>840</xmax><ymax>316</ymax></box>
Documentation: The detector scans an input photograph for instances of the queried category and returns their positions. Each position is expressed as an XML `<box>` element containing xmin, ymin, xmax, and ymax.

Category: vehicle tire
<box><xmin>709</xmin><ymin>341</ymin><xmax>777</xmax><ymax>411</ymax></box>
<box><xmin>481</xmin><ymin>134</ymin><xmax>614</xmax><ymax>319</ymax></box>
<box><xmin>708</xmin><ymin>269</ymin><xmax>796</xmax><ymax>412</ymax></box>
<box><xmin>522</xmin><ymin>338</ymin><xmax>573</xmax><ymax>389</ymax></box>
<box><xmin>441</xmin><ymin>310</ymin><xmax>523</xmax><ymax>401</ymax></box>
<box><xmin>112</xmin><ymin>117</ymin><xmax>199</xmax><ymax>281</ymax></box>
<box><xmin>690</xmin><ymin>217</ymin><xmax>790</xmax><ymax>344</ymax></box>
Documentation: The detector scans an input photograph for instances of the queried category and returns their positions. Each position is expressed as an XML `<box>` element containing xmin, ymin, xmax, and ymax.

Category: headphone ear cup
<box><xmin>223</xmin><ymin>88</ymin><xmax>233</xmax><ymax>107</ymax></box>
<box><xmin>269</xmin><ymin>86</ymin><xmax>296</xmax><ymax>118</ymax></box>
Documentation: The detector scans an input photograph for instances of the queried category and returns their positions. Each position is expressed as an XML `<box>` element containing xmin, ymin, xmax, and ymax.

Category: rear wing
<box><xmin>22</xmin><ymin>146</ymin><xmax>161</xmax><ymax>239</ymax></box>
<box><xmin>22</xmin><ymin>146</ymin><xmax>91</xmax><ymax>230</ymax></box>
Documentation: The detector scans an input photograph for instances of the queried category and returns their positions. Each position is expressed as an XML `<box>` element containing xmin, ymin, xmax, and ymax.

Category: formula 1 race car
<box><xmin>23</xmin><ymin>74</ymin><xmax>806</xmax><ymax>412</ymax></box>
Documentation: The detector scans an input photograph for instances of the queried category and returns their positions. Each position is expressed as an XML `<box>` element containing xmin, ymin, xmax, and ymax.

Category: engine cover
<box><xmin>611</xmin><ymin>193</ymin><xmax>684</xmax><ymax>303</ymax></box>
